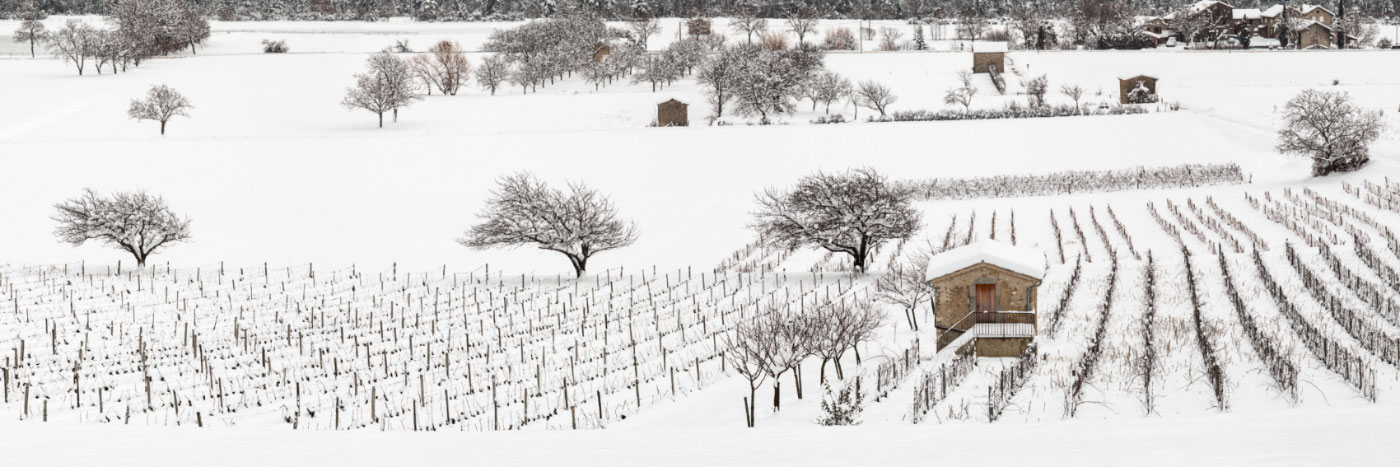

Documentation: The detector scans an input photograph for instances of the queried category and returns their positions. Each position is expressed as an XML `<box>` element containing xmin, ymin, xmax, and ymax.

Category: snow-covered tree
<box><xmin>854</xmin><ymin>80</ymin><xmax>896</xmax><ymax>117</ymax></box>
<box><xmin>474</xmin><ymin>55</ymin><xmax>510</xmax><ymax>95</ymax></box>
<box><xmin>459</xmin><ymin>172</ymin><xmax>638</xmax><ymax>277</ymax></box>
<box><xmin>753</xmin><ymin>167</ymin><xmax>922</xmax><ymax>272</ymax></box>
<box><xmin>730</xmin><ymin>4</ymin><xmax>768</xmax><ymax>44</ymax></box>
<box><xmin>812</xmin><ymin>70</ymin><xmax>852</xmax><ymax>115</ymax></box>
<box><xmin>875</xmin><ymin>252</ymin><xmax>931</xmax><ymax>331</ymax></box>
<box><xmin>52</xmin><ymin>188</ymin><xmax>192</xmax><ymax>267</ymax></box>
<box><xmin>1277</xmin><ymin>90</ymin><xmax>1385</xmax><ymax>176</ymax></box>
<box><xmin>627</xmin><ymin>17</ymin><xmax>660</xmax><ymax>50</ymax></box>
<box><xmin>632</xmin><ymin>53</ymin><xmax>679</xmax><ymax>92</ymax></box>
<box><xmin>49</xmin><ymin>22</ymin><xmax>95</xmax><ymax>75</ymax></box>
<box><xmin>128</xmin><ymin>84</ymin><xmax>192</xmax><ymax>135</ymax></box>
<box><xmin>878</xmin><ymin>27</ymin><xmax>903</xmax><ymax>51</ymax></box>
<box><xmin>1026</xmin><ymin>74</ymin><xmax>1049</xmax><ymax>107</ymax></box>
<box><xmin>12</xmin><ymin>2</ymin><xmax>46</xmax><ymax>58</ymax></box>
<box><xmin>786</xmin><ymin>6</ymin><xmax>819</xmax><ymax>44</ymax></box>
<box><xmin>725</xmin><ymin>319</ymin><xmax>771</xmax><ymax>428</ymax></box>
<box><xmin>1060</xmin><ymin>84</ymin><xmax>1085</xmax><ymax>112</ymax></box>
<box><xmin>943</xmin><ymin>70</ymin><xmax>978</xmax><ymax>111</ymax></box>
<box><xmin>342</xmin><ymin>52</ymin><xmax>422</xmax><ymax>127</ymax></box>
<box><xmin>911</xmin><ymin>24</ymin><xmax>927</xmax><ymax>50</ymax></box>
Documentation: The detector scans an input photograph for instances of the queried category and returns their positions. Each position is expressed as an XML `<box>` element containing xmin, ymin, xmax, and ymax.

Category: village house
<box><xmin>927</xmin><ymin>240</ymin><xmax>1046</xmax><ymax>357</ymax></box>
<box><xmin>1151</xmin><ymin>2</ymin><xmax>1353</xmax><ymax>49</ymax></box>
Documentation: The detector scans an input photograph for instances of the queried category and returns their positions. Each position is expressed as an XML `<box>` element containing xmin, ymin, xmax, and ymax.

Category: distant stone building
<box><xmin>1297</xmin><ymin>21</ymin><xmax>1333</xmax><ymax>49</ymax></box>
<box><xmin>971</xmin><ymin>42</ymin><xmax>1007</xmax><ymax>73</ymax></box>
<box><xmin>927</xmin><ymin>240</ymin><xmax>1045</xmax><ymax>357</ymax></box>
<box><xmin>657</xmin><ymin>99</ymin><xmax>688</xmax><ymax>127</ymax></box>
<box><xmin>1118</xmin><ymin>75</ymin><xmax>1159</xmax><ymax>104</ymax></box>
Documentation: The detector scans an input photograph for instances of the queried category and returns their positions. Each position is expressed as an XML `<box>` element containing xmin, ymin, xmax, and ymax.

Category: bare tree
<box><xmin>812</xmin><ymin>71</ymin><xmax>852</xmax><ymax>115</ymax></box>
<box><xmin>878</xmin><ymin>27</ymin><xmax>904</xmax><ymax>51</ymax></box>
<box><xmin>875</xmin><ymin>252</ymin><xmax>932</xmax><ymax>331</ymax></box>
<box><xmin>854</xmin><ymin>80</ymin><xmax>897</xmax><ymax>118</ymax></box>
<box><xmin>52</xmin><ymin>189</ymin><xmax>192</xmax><ymax>267</ymax></box>
<box><xmin>724</xmin><ymin>320</ymin><xmax>771</xmax><ymax>427</ymax></box>
<box><xmin>1277</xmin><ymin>89</ymin><xmax>1385</xmax><ymax>176</ymax></box>
<box><xmin>730</xmin><ymin>5</ymin><xmax>769</xmax><ymax>44</ymax></box>
<box><xmin>411</xmin><ymin>40</ymin><xmax>471</xmax><ymax>95</ymax></box>
<box><xmin>753</xmin><ymin>167</ymin><xmax>922</xmax><ymax>272</ymax></box>
<box><xmin>759</xmin><ymin>306</ymin><xmax>815</xmax><ymax>410</ymax></box>
<box><xmin>459</xmin><ymin>172</ymin><xmax>638</xmax><ymax>277</ymax></box>
<box><xmin>49</xmin><ymin>22</ymin><xmax>94</xmax><ymax>75</ymax></box>
<box><xmin>628</xmin><ymin>18</ymin><xmax>661</xmax><ymax>50</ymax></box>
<box><xmin>785</xmin><ymin>6</ymin><xmax>819</xmax><ymax>44</ymax></box>
<box><xmin>342</xmin><ymin>52</ymin><xmax>422</xmax><ymax>127</ymax></box>
<box><xmin>696</xmin><ymin>45</ymin><xmax>744</xmax><ymax>118</ymax></box>
<box><xmin>943</xmin><ymin>70</ymin><xmax>978</xmax><ymax>112</ymax></box>
<box><xmin>13</xmin><ymin>19</ymin><xmax>47</xmax><ymax>58</ymax></box>
<box><xmin>128</xmin><ymin>84</ymin><xmax>193</xmax><ymax>135</ymax></box>
<box><xmin>475</xmin><ymin>55</ymin><xmax>509</xmax><ymax>96</ymax></box>
<box><xmin>1060</xmin><ymin>84</ymin><xmax>1085</xmax><ymax>113</ymax></box>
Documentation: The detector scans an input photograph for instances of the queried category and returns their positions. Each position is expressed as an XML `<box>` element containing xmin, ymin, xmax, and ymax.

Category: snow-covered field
<box><xmin>4</xmin><ymin>17</ymin><xmax>1400</xmax><ymax>466</ymax></box>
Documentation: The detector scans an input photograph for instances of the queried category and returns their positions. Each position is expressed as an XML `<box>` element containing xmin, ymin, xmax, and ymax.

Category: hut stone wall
<box><xmin>972</xmin><ymin>51</ymin><xmax>1005</xmax><ymax>73</ymax></box>
<box><xmin>1118</xmin><ymin>76</ymin><xmax>1158</xmax><ymax>104</ymax></box>
<box><xmin>658</xmin><ymin>99</ymin><xmax>689</xmax><ymax>127</ymax></box>
<box><xmin>929</xmin><ymin>262</ymin><xmax>1039</xmax><ymax>332</ymax></box>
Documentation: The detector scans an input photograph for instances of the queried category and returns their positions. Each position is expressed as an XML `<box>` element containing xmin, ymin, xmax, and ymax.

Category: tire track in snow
<box><xmin>0</xmin><ymin>98</ymin><xmax>102</xmax><ymax>142</ymax></box>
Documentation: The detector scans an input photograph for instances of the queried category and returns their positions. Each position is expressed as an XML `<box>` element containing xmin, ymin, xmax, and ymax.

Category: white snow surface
<box><xmin>925</xmin><ymin>239</ymin><xmax>1048</xmax><ymax>281</ymax></box>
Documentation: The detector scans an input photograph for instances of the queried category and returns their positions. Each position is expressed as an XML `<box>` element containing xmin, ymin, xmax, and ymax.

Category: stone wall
<box><xmin>929</xmin><ymin>263</ymin><xmax>1039</xmax><ymax>331</ymax></box>
<box><xmin>976</xmin><ymin>337</ymin><xmax>1033</xmax><ymax>357</ymax></box>
<box><xmin>972</xmin><ymin>52</ymin><xmax>1004</xmax><ymax>74</ymax></box>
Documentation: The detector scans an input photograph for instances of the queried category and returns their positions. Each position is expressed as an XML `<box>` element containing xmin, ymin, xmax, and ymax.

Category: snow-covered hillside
<box><xmin>3</xmin><ymin>16</ymin><xmax>1400</xmax><ymax>467</ymax></box>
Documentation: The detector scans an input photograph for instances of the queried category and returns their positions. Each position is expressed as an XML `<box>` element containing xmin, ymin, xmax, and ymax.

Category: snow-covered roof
<box><xmin>1190</xmin><ymin>1</ymin><xmax>1231</xmax><ymax>13</ymax></box>
<box><xmin>1232</xmin><ymin>9</ymin><xmax>1261</xmax><ymax>20</ymax></box>
<box><xmin>1301</xmin><ymin>20</ymin><xmax>1333</xmax><ymax>31</ymax></box>
<box><xmin>1119</xmin><ymin>74</ymin><xmax>1158</xmax><ymax>81</ymax></box>
<box><xmin>925</xmin><ymin>240</ymin><xmax>1047</xmax><ymax>281</ymax></box>
<box><xmin>1300</xmin><ymin>4</ymin><xmax>1335</xmax><ymax>17</ymax></box>
<box><xmin>1261</xmin><ymin>5</ymin><xmax>1284</xmax><ymax>17</ymax></box>
<box><xmin>971</xmin><ymin>41</ymin><xmax>1008</xmax><ymax>53</ymax></box>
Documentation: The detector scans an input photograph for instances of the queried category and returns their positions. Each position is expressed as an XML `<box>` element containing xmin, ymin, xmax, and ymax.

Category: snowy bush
<box><xmin>1276</xmin><ymin>89</ymin><xmax>1385</xmax><ymax>176</ymax></box>
<box><xmin>880</xmin><ymin>103</ymin><xmax>1145</xmax><ymax>123</ymax></box>
<box><xmin>816</xmin><ymin>379</ymin><xmax>865</xmax><ymax>426</ymax></box>
<box><xmin>261</xmin><ymin>39</ymin><xmax>289</xmax><ymax>53</ymax></box>
<box><xmin>822</xmin><ymin>27</ymin><xmax>856</xmax><ymax>50</ymax></box>
<box><xmin>901</xmin><ymin>163</ymin><xmax>1244</xmax><ymax>201</ymax></box>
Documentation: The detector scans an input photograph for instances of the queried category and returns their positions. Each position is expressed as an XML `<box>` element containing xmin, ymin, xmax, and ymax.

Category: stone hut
<box><xmin>1118</xmin><ymin>75</ymin><xmax>1158</xmax><ymax>104</ymax></box>
<box><xmin>971</xmin><ymin>42</ymin><xmax>1007</xmax><ymax>73</ymax></box>
<box><xmin>1298</xmin><ymin>21</ymin><xmax>1333</xmax><ymax>49</ymax></box>
<box><xmin>687</xmin><ymin>18</ymin><xmax>712</xmax><ymax>36</ymax></box>
<box><xmin>657</xmin><ymin>98</ymin><xmax>688</xmax><ymax>127</ymax></box>
<box><xmin>927</xmin><ymin>240</ymin><xmax>1046</xmax><ymax>357</ymax></box>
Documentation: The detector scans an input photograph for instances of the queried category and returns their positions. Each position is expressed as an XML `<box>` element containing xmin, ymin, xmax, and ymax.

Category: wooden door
<box><xmin>975</xmin><ymin>284</ymin><xmax>996</xmax><ymax>313</ymax></box>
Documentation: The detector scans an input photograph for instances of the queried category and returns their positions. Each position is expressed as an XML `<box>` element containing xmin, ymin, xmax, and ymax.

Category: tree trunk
<box><xmin>793</xmin><ymin>367</ymin><xmax>803</xmax><ymax>399</ymax></box>
<box><xmin>772</xmin><ymin>381</ymin><xmax>781</xmax><ymax>411</ymax></box>
<box><xmin>160</xmin><ymin>121</ymin><xmax>166</xmax><ymax>135</ymax></box>
<box><xmin>394</xmin><ymin>107</ymin><xmax>399</xmax><ymax>122</ymax></box>
<box><xmin>378</xmin><ymin>112</ymin><xmax>384</xmax><ymax>128</ymax></box>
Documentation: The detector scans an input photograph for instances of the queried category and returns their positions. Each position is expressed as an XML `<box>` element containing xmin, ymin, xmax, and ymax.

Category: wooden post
<box><xmin>335</xmin><ymin>397</ymin><xmax>341</xmax><ymax>430</ymax></box>
<box><xmin>371</xmin><ymin>386</ymin><xmax>377</xmax><ymax>422</ymax></box>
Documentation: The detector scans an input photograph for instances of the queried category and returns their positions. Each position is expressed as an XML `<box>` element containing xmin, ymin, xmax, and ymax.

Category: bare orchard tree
<box><xmin>785</xmin><ymin>6</ymin><xmax>819</xmax><ymax>44</ymax></box>
<box><xmin>1026</xmin><ymin>75</ymin><xmax>1049</xmax><ymax>107</ymax></box>
<box><xmin>1060</xmin><ymin>84</ymin><xmax>1085</xmax><ymax>113</ymax></box>
<box><xmin>943</xmin><ymin>71</ymin><xmax>978</xmax><ymax>112</ymax></box>
<box><xmin>628</xmin><ymin>17</ymin><xmax>661</xmax><ymax>50</ymax></box>
<box><xmin>342</xmin><ymin>52</ymin><xmax>422</xmax><ymax>127</ymax></box>
<box><xmin>854</xmin><ymin>80</ymin><xmax>897</xmax><ymax>118</ymax></box>
<box><xmin>696</xmin><ymin>44</ymin><xmax>744</xmax><ymax>118</ymax></box>
<box><xmin>475</xmin><ymin>55</ymin><xmax>510</xmax><ymax>96</ymax></box>
<box><xmin>724</xmin><ymin>320</ymin><xmax>771</xmax><ymax>428</ymax></box>
<box><xmin>459</xmin><ymin>172</ymin><xmax>638</xmax><ymax>277</ymax></box>
<box><xmin>420</xmin><ymin>40</ymin><xmax>471</xmax><ymax>95</ymax></box>
<box><xmin>874</xmin><ymin>252</ymin><xmax>931</xmax><ymax>331</ymax></box>
<box><xmin>810</xmin><ymin>295</ymin><xmax>886</xmax><ymax>383</ymax></box>
<box><xmin>49</xmin><ymin>22</ymin><xmax>94</xmax><ymax>75</ymax></box>
<box><xmin>128</xmin><ymin>84</ymin><xmax>192</xmax><ymax>135</ymax></box>
<box><xmin>52</xmin><ymin>189</ymin><xmax>192</xmax><ymax>267</ymax></box>
<box><xmin>759</xmin><ymin>305</ymin><xmax>816</xmax><ymax>411</ymax></box>
<box><xmin>753</xmin><ymin>167</ymin><xmax>922</xmax><ymax>272</ymax></box>
<box><xmin>13</xmin><ymin>19</ymin><xmax>47</xmax><ymax>58</ymax></box>
<box><xmin>1277</xmin><ymin>89</ymin><xmax>1385</xmax><ymax>176</ymax></box>
<box><xmin>730</xmin><ymin>5</ymin><xmax>768</xmax><ymax>44</ymax></box>
<box><xmin>812</xmin><ymin>70</ymin><xmax>852</xmax><ymax>115</ymax></box>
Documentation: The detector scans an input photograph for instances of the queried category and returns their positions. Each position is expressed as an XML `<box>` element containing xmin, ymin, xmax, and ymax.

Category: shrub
<box><xmin>823</xmin><ymin>27</ymin><xmax>855</xmax><ymax>50</ymax></box>
<box><xmin>811</xmin><ymin>114</ymin><xmax>847</xmax><ymax>124</ymax></box>
<box><xmin>877</xmin><ymin>103</ymin><xmax>1146</xmax><ymax>123</ymax></box>
<box><xmin>816</xmin><ymin>379</ymin><xmax>865</xmax><ymax>426</ymax></box>
<box><xmin>261</xmin><ymin>39</ymin><xmax>289</xmax><ymax>53</ymax></box>
<box><xmin>761</xmin><ymin>32</ymin><xmax>789</xmax><ymax>51</ymax></box>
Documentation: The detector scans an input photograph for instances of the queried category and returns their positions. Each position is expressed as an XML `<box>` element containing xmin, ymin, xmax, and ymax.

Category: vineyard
<box><xmin>5</xmin><ymin>178</ymin><xmax>1400</xmax><ymax>431</ymax></box>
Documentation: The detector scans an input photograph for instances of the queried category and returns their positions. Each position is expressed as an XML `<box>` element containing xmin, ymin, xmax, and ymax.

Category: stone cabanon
<box><xmin>927</xmin><ymin>240</ymin><xmax>1046</xmax><ymax>357</ymax></box>
<box><xmin>1119</xmin><ymin>75</ymin><xmax>1159</xmax><ymax>104</ymax></box>
<box><xmin>657</xmin><ymin>99</ymin><xmax>688</xmax><ymax>127</ymax></box>
<box><xmin>971</xmin><ymin>41</ymin><xmax>1007</xmax><ymax>74</ymax></box>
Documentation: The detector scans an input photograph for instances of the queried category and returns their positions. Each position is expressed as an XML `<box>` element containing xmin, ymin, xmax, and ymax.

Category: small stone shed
<box><xmin>971</xmin><ymin>41</ymin><xmax>1007</xmax><ymax>73</ymax></box>
<box><xmin>657</xmin><ymin>98</ymin><xmax>688</xmax><ymax>127</ymax></box>
<box><xmin>1118</xmin><ymin>75</ymin><xmax>1158</xmax><ymax>104</ymax></box>
<box><xmin>927</xmin><ymin>240</ymin><xmax>1046</xmax><ymax>357</ymax></box>
<box><xmin>687</xmin><ymin>18</ymin><xmax>712</xmax><ymax>36</ymax></box>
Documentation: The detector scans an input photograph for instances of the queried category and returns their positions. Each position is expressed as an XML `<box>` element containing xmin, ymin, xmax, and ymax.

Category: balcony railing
<box><xmin>936</xmin><ymin>311</ymin><xmax>1037</xmax><ymax>350</ymax></box>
